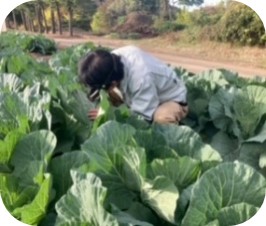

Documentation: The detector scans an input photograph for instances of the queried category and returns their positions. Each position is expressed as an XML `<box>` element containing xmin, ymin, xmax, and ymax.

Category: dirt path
<box><xmin>48</xmin><ymin>34</ymin><xmax>266</xmax><ymax>78</ymax></box>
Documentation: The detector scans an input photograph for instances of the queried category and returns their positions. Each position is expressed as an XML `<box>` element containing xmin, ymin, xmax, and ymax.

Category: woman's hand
<box><xmin>108</xmin><ymin>86</ymin><xmax>124</xmax><ymax>107</ymax></box>
<box><xmin>88</xmin><ymin>108</ymin><xmax>99</xmax><ymax>121</ymax></box>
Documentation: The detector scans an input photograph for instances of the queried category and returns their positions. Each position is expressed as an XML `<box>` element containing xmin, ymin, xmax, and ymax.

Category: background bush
<box><xmin>217</xmin><ymin>2</ymin><xmax>266</xmax><ymax>46</ymax></box>
<box><xmin>153</xmin><ymin>18</ymin><xmax>185</xmax><ymax>34</ymax></box>
<box><xmin>91</xmin><ymin>8</ymin><xmax>111</xmax><ymax>35</ymax></box>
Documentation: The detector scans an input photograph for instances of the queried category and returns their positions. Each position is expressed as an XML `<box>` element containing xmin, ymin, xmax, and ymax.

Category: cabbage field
<box><xmin>0</xmin><ymin>32</ymin><xmax>266</xmax><ymax>226</ymax></box>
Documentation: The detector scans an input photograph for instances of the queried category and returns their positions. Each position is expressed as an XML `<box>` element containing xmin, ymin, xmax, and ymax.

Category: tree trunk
<box><xmin>41</xmin><ymin>4</ymin><xmax>49</xmax><ymax>33</ymax></box>
<box><xmin>55</xmin><ymin>1</ymin><xmax>63</xmax><ymax>35</ymax></box>
<box><xmin>162</xmin><ymin>0</ymin><xmax>170</xmax><ymax>20</ymax></box>
<box><xmin>30</xmin><ymin>20</ymin><xmax>34</xmax><ymax>32</ymax></box>
<box><xmin>12</xmin><ymin>10</ymin><xmax>18</xmax><ymax>29</ymax></box>
<box><xmin>27</xmin><ymin>15</ymin><xmax>34</xmax><ymax>32</ymax></box>
<box><xmin>68</xmin><ymin>7</ymin><xmax>73</xmax><ymax>36</ymax></box>
<box><xmin>20</xmin><ymin>10</ymin><xmax>28</xmax><ymax>31</ymax></box>
<box><xmin>50</xmin><ymin>7</ymin><xmax>56</xmax><ymax>33</ymax></box>
<box><xmin>35</xmin><ymin>4</ymin><xmax>44</xmax><ymax>33</ymax></box>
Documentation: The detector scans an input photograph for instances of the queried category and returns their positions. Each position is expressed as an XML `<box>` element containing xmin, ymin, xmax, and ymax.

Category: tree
<box><xmin>11</xmin><ymin>10</ymin><xmax>18</xmax><ymax>29</ymax></box>
<box><xmin>172</xmin><ymin>0</ymin><xmax>204</xmax><ymax>7</ymax></box>
<box><xmin>49</xmin><ymin>0</ymin><xmax>57</xmax><ymax>33</ymax></box>
<box><xmin>60</xmin><ymin>0</ymin><xmax>76</xmax><ymax>36</ymax></box>
<box><xmin>74</xmin><ymin>0</ymin><xmax>98</xmax><ymax>30</ymax></box>
<box><xmin>162</xmin><ymin>0</ymin><xmax>171</xmax><ymax>19</ymax></box>
<box><xmin>91</xmin><ymin>5</ymin><xmax>111</xmax><ymax>34</ymax></box>
<box><xmin>35</xmin><ymin>1</ymin><xmax>44</xmax><ymax>33</ymax></box>
<box><xmin>19</xmin><ymin>8</ymin><xmax>28</xmax><ymax>31</ymax></box>
<box><xmin>55</xmin><ymin>0</ymin><xmax>63</xmax><ymax>34</ymax></box>
<box><xmin>39</xmin><ymin>0</ymin><xmax>49</xmax><ymax>33</ymax></box>
<box><xmin>18</xmin><ymin>3</ymin><xmax>36</xmax><ymax>32</ymax></box>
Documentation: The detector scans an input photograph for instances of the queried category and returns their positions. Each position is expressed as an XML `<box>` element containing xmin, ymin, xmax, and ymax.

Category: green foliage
<box><xmin>154</xmin><ymin>18</ymin><xmax>185</xmax><ymax>34</ymax></box>
<box><xmin>176</xmin><ymin>9</ymin><xmax>194</xmax><ymax>27</ymax></box>
<box><xmin>91</xmin><ymin>8</ymin><xmax>111</xmax><ymax>35</ymax></box>
<box><xmin>1</xmin><ymin>35</ymin><xmax>266</xmax><ymax>226</ymax></box>
<box><xmin>0</xmin><ymin>32</ymin><xmax>57</xmax><ymax>55</ymax></box>
<box><xmin>115</xmin><ymin>12</ymin><xmax>155</xmax><ymax>37</ymax></box>
<box><xmin>178</xmin><ymin>0</ymin><xmax>204</xmax><ymax>7</ymax></box>
<box><xmin>217</xmin><ymin>2</ymin><xmax>266</xmax><ymax>46</ymax></box>
<box><xmin>73</xmin><ymin>0</ymin><xmax>98</xmax><ymax>30</ymax></box>
<box><xmin>175</xmin><ymin>2</ymin><xmax>265</xmax><ymax>46</ymax></box>
<box><xmin>176</xmin><ymin>3</ymin><xmax>266</xmax><ymax>46</ymax></box>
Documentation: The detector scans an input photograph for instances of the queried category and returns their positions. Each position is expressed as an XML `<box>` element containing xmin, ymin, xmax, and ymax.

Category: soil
<box><xmin>46</xmin><ymin>33</ymin><xmax>266</xmax><ymax>78</ymax></box>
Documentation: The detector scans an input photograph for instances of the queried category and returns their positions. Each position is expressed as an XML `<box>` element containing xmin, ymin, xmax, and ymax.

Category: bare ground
<box><xmin>47</xmin><ymin>33</ymin><xmax>266</xmax><ymax>78</ymax></box>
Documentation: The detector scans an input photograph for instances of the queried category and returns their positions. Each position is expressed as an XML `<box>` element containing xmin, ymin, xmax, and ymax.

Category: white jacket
<box><xmin>112</xmin><ymin>46</ymin><xmax>187</xmax><ymax>121</ymax></box>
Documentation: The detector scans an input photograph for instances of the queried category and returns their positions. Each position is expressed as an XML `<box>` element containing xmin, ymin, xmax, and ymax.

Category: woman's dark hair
<box><xmin>78</xmin><ymin>49</ymin><xmax>124</xmax><ymax>92</ymax></box>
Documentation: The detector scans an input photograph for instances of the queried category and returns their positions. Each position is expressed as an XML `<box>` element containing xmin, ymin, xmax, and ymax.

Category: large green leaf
<box><xmin>7</xmin><ymin>53</ymin><xmax>34</xmax><ymax>75</ymax></box>
<box><xmin>134</xmin><ymin>129</ymin><xmax>178</xmax><ymax>162</ymax></box>
<box><xmin>49</xmin><ymin>151</ymin><xmax>90</xmax><ymax>202</ymax></box>
<box><xmin>55</xmin><ymin>171</ymin><xmax>119</xmax><ymax>226</ymax></box>
<box><xmin>0</xmin><ymin>84</ymin><xmax>51</xmax><ymax>131</ymax></box>
<box><xmin>239</xmin><ymin>142</ymin><xmax>266</xmax><ymax>171</ymax></box>
<box><xmin>81</xmin><ymin>144</ymin><xmax>146</xmax><ymax>209</ymax></box>
<box><xmin>0</xmin><ymin>118</ymin><xmax>28</xmax><ymax>167</ymax></box>
<box><xmin>233</xmin><ymin>85</ymin><xmax>266</xmax><ymax>139</ymax></box>
<box><xmin>59</xmin><ymin>89</ymin><xmax>94</xmax><ymax>126</ymax></box>
<box><xmin>184</xmin><ymin>70</ymin><xmax>231</xmax><ymax>130</ymax></box>
<box><xmin>210</xmin><ymin>131</ymin><xmax>238</xmax><ymax>161</ymax></box>
<box><xmin>81</xmin><ymin>121</ymin><xmax>143</xmax><ymax>209</ymax></box>
<box><xmin>149</xmin><ymin>157</ymin><xmax>200</xmax><ymax>191</ymax></box>
<box><xmin>141</xmin><ymin>176</ymin><xmax>179</xmax><ymax>225</ymax></box>
<box><xmin>81</xmin><ymin>121</ymin><xmax>136</xmax><ymax>171</ymax></box>
<box><xmin>197</xmin><ymin>69</ymin><xmax>230</xmax><ymax>87</ymax></box>
<box><xmin>246</xmin><ymin>121</ymin><xmax>266</xmax><ymax>143</ymax></box>
<box><xmin>13</xmin><ymin>174</ymin><xmax>52</xmax><ymax>225</ymax></box>
<box><xmin>11</xmin><ymin>130</ymin><xmax>56</xmax><ymax>185</ymax></box>
<box><xmin>181</xmin><ymin>162</ymin><xmax>266</xmax><ymax>226</ymax></box>
<box><xmin>123</xmin><ymin>202</ymin><xmax>159</xmax><ymax>225</ymax></box>
<box><xmin>81</xmin><ymin>122</ymin><xmax>144</xmax><ymax>210</ymax></box>
<box><xmin>154</xmin><ymin>124</ymin><xmax>221</xmax><ymax>163</ymax></box>
<box><xmin>0</xmin><ymin>73</ymin><xmax>24</xmax><ymax>92</ymax></box>
<box><xmin>209</xmin><ymin>88</ymin><xmax>236</xmax><ymax>134</ymax></box>
<box><xmin>98</xmin><ymin>173</ymin><xmax>138</xmax><ymax>210</ymax></box>
<box><xmin>111</xmin><ymin>205</ymin><xmax>154</xmax><ymax>226</ymax></box>
<box><xmin>217</xmin><ymin>203</ymin><xmax>258</xmax><ymax>226</ymax></box>
<box><xmin>0</xmin><ymin>173</ymin><xmax>36</xmax><ymax>213</ymax></box>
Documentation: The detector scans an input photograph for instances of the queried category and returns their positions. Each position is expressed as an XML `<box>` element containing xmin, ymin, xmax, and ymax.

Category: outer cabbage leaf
<box><xmin>181</xmin><ymin>162</ymin><xmax>266</xmax><ymax>226</ymax></box>
<box><xmin>233</xmin><ymin>85</ymin><xmax>266</xmax><ymax>139</ymax></box>
<box><xmin>13</xmin><ymin>174</ymin><xmax>52</xmax><ymax>225</ymax></box>
<box><xmin>81</xmin><ymin>121</ymin><xmax>136</xmax><ymax>171</ymax></box>
<box><xmin>49</xmin><ymin>151</ymin><xmax>90</xmax><ymax>203</ymax></box>
<box><xmin>149</xmin><ymin>157</ymin><xmax>200</xmax><ymax>191</ymax></box>
<box><xmin>210</xmin><ymin>131</ymin><xmax>238</xmax><ymax>161</ymax></box>
<box><xmin>81</xmin><ymin>121</ymin><xmax>145</xmax><ymax>209</ymax></box>
<box><xmin>55</xmin><ymin>171</ymin><xmax>119</xmax><ymax>226</ymax></box>
<box><xmin>153</xmin><ymin>124</ymin><xmax>221</xmax><ymax>163</ymax></box>
<box><xmin>0</xmin><ymin>117</ymin><xmax>28</xmax><ymax>169</ymax></box>
<box><xmin>0</xmin><ymin>83</ymin><xmax>51</xmax><ymax>131</ymax></box>
<box><xmin>134</xmin><ymin>129</ymin><xmax>178</xmax><ymax>162</ymax></box>
<box><xmin>141</xmin><ymin>176</ymin><xmax>179</xmax><ymax>225</ymax></box>
<box><xmin>11</xmin><ymin>130</ymin><xmax>56</xmax><ymax>186</ymax></box>
<box><xmin>0</xmin><ymin>73</ymin><xmax>24</xmax><ymax>92</ymax></box>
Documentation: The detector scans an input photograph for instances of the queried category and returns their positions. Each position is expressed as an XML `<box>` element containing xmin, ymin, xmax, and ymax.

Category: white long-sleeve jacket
<box><xmin>112</xmin><ymin>45</ymin><xmax>187</xmax><ymax>121</ymax></box>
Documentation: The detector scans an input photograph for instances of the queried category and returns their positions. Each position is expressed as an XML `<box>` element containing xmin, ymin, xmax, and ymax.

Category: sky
<box><xmin>203</xmin><ymin>0</ymin><xmax>223</xmax><ymax>6</ymax></box>
<box><xmin>170</xmin><ymin>0</ymin><xmax>225</xmax><ymax>10</ymax></box>
<box><xmin>187</xmin><ymin>0</ymin><xmax>225</xmax><ymax>11</ymax></box>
